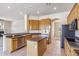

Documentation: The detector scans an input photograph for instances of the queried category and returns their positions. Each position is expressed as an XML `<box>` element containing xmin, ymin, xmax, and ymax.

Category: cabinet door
<box><xmin>77</xmin><ymin>4</ymin><xmax>79</xmax><ymax>19</ymax></box>
<box><xmin>38</xmin><ymin>39</ymin><xmax>47</xmax><ymax>56</ymax></box>
<box><xmin>17</xmin><ymin>37</ymin><xmax>26</xmax><ymax>49</ymax></box>
<box><xmin>40</xmin><ymin>19</ymin><xmax>51</xmax><ymax>27</ymax></box>
<box><xmin>64</xmin><ymin>39</ymin><xmax>71</xmax><ymax>56</ymax></box>
<box><xmin>67</xmin><ymin>14</ymin><xmax>71</xmax><ymax>24</ymax></box>
<box><xmin>29</xmin><ymin>20</ymin><xmax>39</xmax><ymax>30</ymax></box>
<box><xmin>77</xmin><ymin>4</ymin><xmax>79</xmax><ymax>30</ymax></box>
<box><xmin>67</xmin><ymin>4</ymin><xmax>77</xmax><ymax>24</ymax></box>
<box><xmin>12</xmin><ymin>39</ymin><xmax>18</xmax><ymax>51</ymax></box>
<box><xmin>9</xmin><ymin>38</ymin><xmax>18</xmax><ymax>52</ymax></box>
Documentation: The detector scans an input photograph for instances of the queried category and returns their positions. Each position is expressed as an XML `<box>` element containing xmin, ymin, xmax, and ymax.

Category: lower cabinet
<box><xmin>64</xmin><ymin>38</ymin><xmax>77</xmax><ymax>56</ymax></box>
<box><xmin>9</xmin><ymin>36</ymin><xmax>26</xmax><ymax>52</ymax></box>
<box><xmin>9</xmin><ymin>38</ymin><xmax>18</xmax><ymax>52</ymax></box>
<box><xmin>38</xmin><ymin>38</ymin><xmax>47</xmax><ymax>56</ymax></box>
<box><xmin>17</xmin><ymin>36</ymin><xmax>26</xmax><ymax>49</ymax></box>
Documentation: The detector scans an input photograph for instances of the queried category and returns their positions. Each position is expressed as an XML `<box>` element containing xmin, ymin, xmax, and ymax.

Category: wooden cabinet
<box><xmin>67</xmin><ymin>3</ymin><xmax>79</xmax><ymax>30</ymax></box>
<box><xmin>9</xmin><ymin>38</ymin><xmax>18</xmax><ymax>52</ymax></box>
<box><xmin>77</xmin><ymin>4</ymin><xmax>79</xmax><ymax>19</ymax></box>
<box><xmin>17</xmin><ymin>36</ymin><xmax>26</xmax><ymax>49</ymax></box>
<box><xmin>28</xmin><ymin>18</ymin><xmax>51</xmax><ymax>30</ymax></box>
<box><xmin>64</xmin><ymin>38</ymin><xmax>71</xmax><ymax>56</ymax></box>
<box><xmin>64</xmin><ymin>38</ymin><xmax>77</xmax><ymax>56</ymax></box>
<box><xmin>32</xmin><ymin>35</ymin><xmax>39</xmax><ymax>38</ymax></box>
<box><xmin>67</xmin><ymin>4</ymin><xmax>77</xmax><ymax>24</ymax></box>
<box><xmin>28</xmin><ymin>20</ymin><xmax>40</xmax><ymax>30</ymax></box>
<box><xmin>25</xmin><ymin>34</ymin><xmax>32</xmax><ymax>40</ymax></box>
<box><xmin>9</xmin><ymin>36</ymin><xmax>27</xmax><ymax>52</ymax></box>
<box><xmin>77</xmin><ymin>4</ymin><xmax>79</xmax><ymax>30</ymax></box>
<box><xmin>38</xmin><ymin>38</ymin><xmax>47</xmax><ymax>56</ymax></box>
<box><xmin>40</xmin><ymin>18</ymin><xmax>51</xmax><ymax>26</ymax></box>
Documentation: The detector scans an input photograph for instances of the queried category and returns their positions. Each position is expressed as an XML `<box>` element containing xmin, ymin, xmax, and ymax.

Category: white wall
<box><xmin>11</xmin><ymin>14</ymin><xmax>28</xmax><ymax>33</ymax></box>
<box><xmin>29</xmin><ymin>16</ymin><xmax>39</xmax><ymax>20</ymax></box>
<box><xmin>4</xmin><ymin>21</ymin><xmax>12</xmax><ymax>33</ymax></box>
<box><xmin>12</xmin><ymin>20</ymin><xmax>25</xmax><ymax>33</ymax></box>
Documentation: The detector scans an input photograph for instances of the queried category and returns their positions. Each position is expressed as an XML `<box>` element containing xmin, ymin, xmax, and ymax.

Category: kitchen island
<box><xmin>27</xmin><ymin>36</ymin><xmax>47</xmax><ymax>56</ymax></box>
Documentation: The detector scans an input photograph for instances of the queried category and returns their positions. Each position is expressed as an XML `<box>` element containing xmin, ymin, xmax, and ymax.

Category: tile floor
<box><xmin>2</xmin><ymin>39</ymin><xmax>65</xmax><ymax>56</ymax></box>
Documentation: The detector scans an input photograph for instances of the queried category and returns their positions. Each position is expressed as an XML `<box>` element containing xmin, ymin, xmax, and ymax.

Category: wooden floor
<box><xmin>2</xmin><ymin>39</ymin><xmax>65</xmax><ymax>56</ymax></box>
<box><xmin>43</xmin><ymin>39</ymin><xmax>65</xmax><ymax>56</ymax></box>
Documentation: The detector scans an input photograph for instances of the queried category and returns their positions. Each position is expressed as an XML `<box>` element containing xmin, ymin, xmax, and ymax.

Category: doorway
<box><xmin>51</xmin><ymin>19</ymin><xmax>62</xmax><ymax>40</ymax></box>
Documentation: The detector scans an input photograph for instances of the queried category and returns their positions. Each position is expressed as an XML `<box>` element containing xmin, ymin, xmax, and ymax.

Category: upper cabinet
<box><xmin>77</xmin><ymin>4</ymin><xmax>79</xmax><ymax>19</ymax></box>
<box><xmin>40</xmin><ymin>18</ymin><xmax>51</xmax><ymax>27</ymax></box>
<box><xmin>28</xmin><ymin>20</ymin><xmax>40</xmax><ymax>30</ymax></box>
<box><xmin>67</xmin><ymin>4</ymin><xmax>77</xmax><ymax>24</ymax></box>
<box><xmin>28</xmin><ymin>18</ymin><xmax>51</xmax><ymax>31</ymax></box>
<box><xmin>67</xmin><ymin>3</ymin><xmax>79</xmax><ymax>30</ymax></box>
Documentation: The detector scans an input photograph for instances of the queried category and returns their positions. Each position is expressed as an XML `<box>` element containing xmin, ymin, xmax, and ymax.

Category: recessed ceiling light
<box><xmin>37</xmin><ymin>10</ymin><xmax>40</xmax><ymax>14</ymax></box>
<box><xmin>8</xmin><ymin>6</ymin><xmax>11</xmax><ymax>9</ymax></box>
<box><xmin>53</xmin><ymin>7</ymin><xmax>56</xmax><ymax>10</ymax></box>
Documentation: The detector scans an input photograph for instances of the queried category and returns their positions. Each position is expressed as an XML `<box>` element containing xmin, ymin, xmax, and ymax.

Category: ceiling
<box><xmin>0</xmin><ymin>3</ymin><xmax>74</xmax><ymax>20</ymax></box>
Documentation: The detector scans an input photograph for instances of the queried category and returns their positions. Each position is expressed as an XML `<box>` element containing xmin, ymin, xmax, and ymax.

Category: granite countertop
<box><xmin>4</xmin><ymin>33</ymin><xmax>41</xmax><ymax>38</ymax></box>
<box><xmin>65</xmin><ymin>37</ymin><xmax>79</xmax><ymax>55</ymax></box>
<box><xmin>4</xmin><ymin>33</ymin><xmax>41</xmax><ymax>35</ymax></box>
<box><xmin>68</xmin><ymin>41</ymin><xmax>79</xmax><ymax>50</ymax></box>
<box><xmin>66</xmin><ymin>36</ymin><xmax>79</xmax><ymax>50</ymax></box>
<box><xmin>28</xmin><ymin>36</ymin><xmax>47</xmax><ymax>42</ymax></box>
